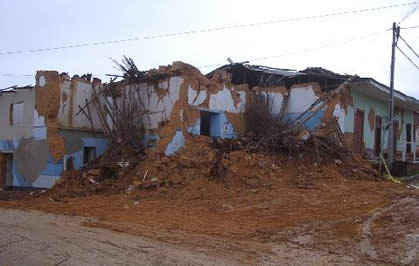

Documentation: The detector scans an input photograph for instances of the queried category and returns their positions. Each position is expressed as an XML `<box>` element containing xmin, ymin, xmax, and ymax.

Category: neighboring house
<box><xmin>0</xmin><ymin>73</ymin><xmax>108</xmax><ymax>189</ymax></box>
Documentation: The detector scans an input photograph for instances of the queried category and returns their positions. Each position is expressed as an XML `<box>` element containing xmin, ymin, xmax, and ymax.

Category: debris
<box><xmin>88</xmin><ymin>177</ymin><xmax>98</xmax><ymax>185</ymax></box>
<box><xmin>87</xmin><ymin>169</ymin><xmax>102</xmax><ymax>176</ymax></box>
<box><xmin>143</xmin><ymin>170</ymin><xmax>149</xmax><ymax>181</ymax></box>
<box><xmin>177</xmin><ymin>155</ymin><xmax>195</xmax><ymax>168</ymax></box>
<box><xmin>117</xmin><ymin>161</ymin><xmax>130</xmax><ymax>168</ymax></box>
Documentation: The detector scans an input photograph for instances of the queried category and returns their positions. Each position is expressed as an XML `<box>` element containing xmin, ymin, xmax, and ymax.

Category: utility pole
<box><xmin>387</xmin><ymin>22</ymin><xmax>400</xmax><ymax>170</ymax></box>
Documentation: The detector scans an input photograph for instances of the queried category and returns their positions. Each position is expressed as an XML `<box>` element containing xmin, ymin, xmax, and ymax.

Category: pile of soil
<box><xmin>48</xmin><ymin>135</ymin><xmax>379</xmax><ymax>199</ymax></box>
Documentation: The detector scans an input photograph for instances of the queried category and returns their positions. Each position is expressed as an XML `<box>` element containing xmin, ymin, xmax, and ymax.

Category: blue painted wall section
<box><xmin>165</xmin><ymin>129</ymin><xmax>185</xmax><ymax>156</ymax></box>
<box><xmin>62</xmin><ymin>137</ymin><xmax>108</xmax><ymax>171</ymax></box>
<box><xmin>219</xmin><ymin>112</ymin><xmax>236</xmax><ymax>139</ymax></box>
<box><xmin>188</xmin><ymin>119</ymin><xmax>201</xmax><ymax>135</ymax></box>
<box><xmin>209</xmin><ymin>112</ymin><xmax>221</xmax><ymax>137</ymax></box>
<box><xmin>0</xmin><ymin>135</ymin><xmax>108</xmax><ymax>188</ymax></box>
<box><xmin>286</xmin><ymin>110</ymin><xmax>325</xmax><ymax>130</ymax></box>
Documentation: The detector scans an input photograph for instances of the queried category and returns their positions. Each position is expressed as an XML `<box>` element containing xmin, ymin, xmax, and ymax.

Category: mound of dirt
<box><xmin>48</xmin><ymin>135</ymin><xmax>379</xmax><ymax>199</ymax></box>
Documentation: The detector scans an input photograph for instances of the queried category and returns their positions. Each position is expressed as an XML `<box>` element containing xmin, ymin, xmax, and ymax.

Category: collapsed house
<box><xmin>205</xmin><ymin>64</ymin><xmax>419</xmax><ymax>161</ymax></box>
<box><xmin>1</xmin><ymin>61</ymin><xmax>419</xmax><ymax>189</ymax></box>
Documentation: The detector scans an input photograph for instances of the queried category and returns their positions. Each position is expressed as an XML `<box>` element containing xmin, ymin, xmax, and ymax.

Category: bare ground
<box><xmin>1</xmin><ymin>179</ymin><xmax>419</xmax><ymax>265</ymax></box>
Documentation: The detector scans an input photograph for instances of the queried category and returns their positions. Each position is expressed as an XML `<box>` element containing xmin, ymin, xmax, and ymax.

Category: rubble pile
<box><xmin>49</xmin><ymin>133</ymin><xmax>378</xmax><ymax>198</ymax></box>
<box><xmin>125</xmin><ymin>136</ymin><xmax>377</xmax><ymax>192</ymax></box>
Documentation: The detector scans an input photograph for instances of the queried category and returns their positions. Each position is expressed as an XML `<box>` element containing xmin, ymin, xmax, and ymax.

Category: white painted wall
<box><xmin>288</xmin><ymin>85</ymin><xmax>319</xmax><ymax>113</ymax></box>
<box><xmin>72</xmin><ymin>81</ymin><xmax>104</xmax><ymax>130</ymax></box>
<box><xmin>0</xmin><ymin>88</ymin><xmax>35</xmax><ymax>140</ymax></box>
<box><xmin>260</xmin><ymin>91</ymin><xmax>284</xmax><ymax>115</ymax></box>
<box><xmin>333</xmin><ymin>104</ymin><xmax>345</xmax><ymax>132</ymax></box>
<box><xmin>209</xmin><ymin>87</ymin><xmax>246</xmax><ymax>113</ymax></box>
<box><xmin>56</xmin><ymin>78</ymin><xmax>106</xmax><ymax>131</ymax></box>
<box><xmin>188</xmin><ymin>86</ymin><xmax>207</xmax><ymax>106</ymax></box>
<box><xmin>127</xmin><ymin>76</ymin><xmax>183</xmax><ymax>129</ymax></box>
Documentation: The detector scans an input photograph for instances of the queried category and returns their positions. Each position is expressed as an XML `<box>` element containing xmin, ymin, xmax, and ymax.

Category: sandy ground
<box><xmin>1</xmin><ymin>179</ymin><xmax>419</xmax><ymax>265</ymax></box>
<box><xmin>0</xmin><ymin>207</ymin><xmax>399</xmax><ymax>266</ymax></box>
<box><xmin>0</xmin><ymin>208</ymin><xmax>240</xmax><ymax>266</ymax></box>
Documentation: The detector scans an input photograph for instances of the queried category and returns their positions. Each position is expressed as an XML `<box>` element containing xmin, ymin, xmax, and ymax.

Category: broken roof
<box><xmin>0</xmin><ymin>85</ymin><xmax>33</xmax><ymax>95</ymax></box>
<box><xmin>207</xmin><ymin>63</ymin><xmax>419</xmax><ymax>111</ymax></box>
<box><xmin>207</xmin><ymin>63</ymin><xmax>348</xmax><ymax>90</ymax></box>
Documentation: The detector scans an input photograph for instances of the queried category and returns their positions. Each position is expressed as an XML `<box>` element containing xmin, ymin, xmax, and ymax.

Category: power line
<box><xmin>0</xmin><ymin>74</ymin><xmax>33</xmax><ymax>77</ymax></box>
<box><xmin>0</xmin><ymin>28</ymin><xmax>390</xmax><ymax>77</ymax></box>
<box><xmin>401</xmin><ymin>25</ymin><xmax>419</xmax><ymax>29</ymax></box>
<box><xmin>0</xmin><ymin>2</ymin><xmax>417</xmax><ymax>56</ymax></box>
<box><xmin>397</xmin><ymin>45</ymin><xmax>419</xmax><ymax>70</ymax></box>
<box><xmin>199</xmin><ymin>29</ymin><xmax>389</xmax><ymax>69</ymax></box>
<box><xmin>398</xmin><ymin>3</ymin><xmax>418</xmax><ymax>24</ymax></box>
<box><xmin>400</xmin><ymin>35</ymin><xmax>419</xmax><ymax>58</ymax></box>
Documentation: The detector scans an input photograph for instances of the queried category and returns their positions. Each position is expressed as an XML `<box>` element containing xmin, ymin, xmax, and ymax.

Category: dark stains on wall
<box><xmin>59</xmin><ymin>130</ymin><xmax>90</xmax><ymax>155</ymax></box>
<box><xmin>15</xmin><ymin>138</ymin><xmax>49</xmax><ymax>184</ymax></box>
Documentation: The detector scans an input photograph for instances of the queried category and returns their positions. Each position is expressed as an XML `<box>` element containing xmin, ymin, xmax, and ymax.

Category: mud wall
<box><xmin>0</xmin><ymin>73</ymin><xmax>109</xmax><ymax>188</ymax></box>
<box><xmin>119</xmin><ymin>63</ymin><xmax>248</xmax><ymax>155</ymax></box>
<box><xmin>125</xmin><ymin>64</ymin><xmax>359</xmax><ymax>156</ymax></box>
<box><xmin>36</xmin><ymin>71</ymin><xmax>106</xmax><ymax>162</ymax></box>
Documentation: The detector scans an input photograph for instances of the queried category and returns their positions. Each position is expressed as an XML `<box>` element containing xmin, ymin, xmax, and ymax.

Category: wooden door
<box><xmin>406</xmin><ymin>124</ymin><xmax>412</xmax><ymax>154</ymax></box>
<box><xmin>0</xmin><ymin>153</ymin><xmax>12</xmax><ymax>188</ymax></box>
<box><xmin>353</xmin><ymin>110</ymin><xmax>364</xmax><ymax>154</ymax></box>
<box><xmin>393</xmin><ymin>121</ymin><xmax>398</xmax><ymax>155</ymax></box>
<box><xmin>0</xmin><ymin>154</ymin><xmax>6</xmax><ymax>188</ymax></box>
<box><xmin>375</xmin><ymin>116</ymin><xmax>382</xmax><ymax>156</ymax></box>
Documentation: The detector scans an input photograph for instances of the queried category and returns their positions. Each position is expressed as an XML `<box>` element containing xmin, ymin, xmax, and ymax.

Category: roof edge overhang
<box><xmin>351</xmin><ymin>79</ymin><xmax>419</xmax><ymax>112</ymax></box>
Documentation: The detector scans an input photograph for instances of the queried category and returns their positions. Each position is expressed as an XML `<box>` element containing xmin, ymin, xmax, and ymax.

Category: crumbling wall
<box><xmin>36</xmin><ymin>72</ymin><xmax>106</xmax><ymax>161</ymax></box>
<box><xmin>258</xmin><ymin>86</ymin><xmax>287</xmax><ymax>115</ymax></box>
<box><xmin>57</xmin><ymin>75</ymin><xmax>104</xmax><ymax>130</ymax></box>
<box><xmin>36</xmin><ymin>71</ymin><xmax>66</xmax><ymax>161</ymax></box>
<box><xmin>116</xmin><ymin>62</ymin><xmax>249</xmax><ymax>155</ymax></box>
<box><xmin>287</xmin><ymin>83</ymin><xmax>325</xmax><ymax>129</ymax></box>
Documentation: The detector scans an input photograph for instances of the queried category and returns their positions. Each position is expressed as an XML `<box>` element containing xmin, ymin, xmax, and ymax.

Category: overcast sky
<box><xmin>1</xmin><ymin>0</ymin><xmax>418</xmax><ymax>98</ymax></box>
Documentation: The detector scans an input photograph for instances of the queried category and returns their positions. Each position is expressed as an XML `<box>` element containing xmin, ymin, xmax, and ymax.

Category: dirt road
<box><xmin>0</xmin><ymin>209</ymin><xmax>238</xmax><ymax>266</ymax></box>
<box><xmin>0</xmin><ymin>208</ymin><xmax>374</xmax><ymax>266</ymax></box>
<box><xmin>1</xmin><ymin>193</ymin><xmax>419</xmax><ymax>265</ymax></box>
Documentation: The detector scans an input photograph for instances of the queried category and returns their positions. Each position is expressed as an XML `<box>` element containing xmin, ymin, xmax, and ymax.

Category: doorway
<box><xmin>406</xmin><ymin>123</ymin><xmax>412</xmax><ymax>154</ymax></box>
<box><xmin>199</xmin><ymin>111</ymin><xmax>221</xmax><ymax>137</ymax></box>
<box><xmin>375</xmin><ymin>116</ymin><xmax>382</xmax><ymax>156</ymax></box>
<box><xmin>353</xmin><ymin>109</ymin><xmax>364</xmax><ymax>154</ymax></box>
<box><xmin>83</xmin><ymin>147</ymin><xmax>97</xmax><ymax>165</ymax></box>
<box><xmin>393</xmin><ymin>121</ymin><xmax>399</xmax><ymax>155</ymax></box>
<box><xmin>200</xmin><ymin>111</ymin><xmax>211</xmax><ymax>136</ymax></box>
<box><xmin>0</xmin><ymin>153</ymin><xmax>13</xmax><ymax>188</ymax></box>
